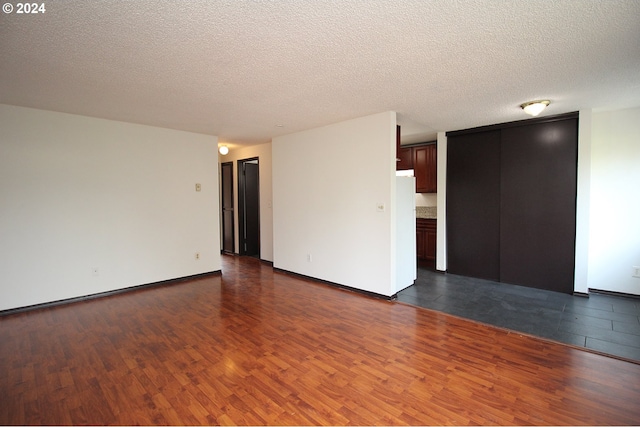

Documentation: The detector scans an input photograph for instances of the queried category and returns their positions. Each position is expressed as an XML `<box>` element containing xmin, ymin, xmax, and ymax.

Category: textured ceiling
<box><xmin>1</xmin><ymin>0</ymin><xmax>640</xmax><ymax>146</ymax></box>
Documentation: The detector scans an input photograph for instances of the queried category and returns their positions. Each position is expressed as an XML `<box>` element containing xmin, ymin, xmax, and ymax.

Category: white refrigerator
<box><xmin>395</xmin><ymin>176</ymin><xmax>417</xmax><ymax>293</ymax></box>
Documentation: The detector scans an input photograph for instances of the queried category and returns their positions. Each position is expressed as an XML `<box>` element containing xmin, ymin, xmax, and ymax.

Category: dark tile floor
<box><xmin>397</xmin><ymin>268</ymin><xmax>640</xmax><ymax>363</ymax></box>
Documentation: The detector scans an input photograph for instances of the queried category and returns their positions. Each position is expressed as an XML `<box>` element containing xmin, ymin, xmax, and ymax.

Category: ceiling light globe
<box><xmin>521</xmin><ymin>100</ymin><xmax>550</xmax><ymax>117</ymax></box>
<box><xmin>219</xmin><ymin>145</ymin><xmax>229</xmax><ymax>155</ymax></box>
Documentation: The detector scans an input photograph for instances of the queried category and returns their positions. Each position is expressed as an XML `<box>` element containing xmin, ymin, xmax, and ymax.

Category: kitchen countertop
<box><xmin>416</xmin><ymin>206</ymin><xmax>437</xmax><ymax>219</ymax></box>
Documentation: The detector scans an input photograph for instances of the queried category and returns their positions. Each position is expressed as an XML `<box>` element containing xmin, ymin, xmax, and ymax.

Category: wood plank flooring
<box><xmin>2</xmin><ymin>255</ymin><xmax>640</xmax><ymax>425</ymax></box>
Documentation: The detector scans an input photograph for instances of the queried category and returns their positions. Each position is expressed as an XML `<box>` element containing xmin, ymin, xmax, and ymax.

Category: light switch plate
<box><xmin>195</xmin><ymin>183</ymin><xmax>201</xmax><ymax>192</ymax></box>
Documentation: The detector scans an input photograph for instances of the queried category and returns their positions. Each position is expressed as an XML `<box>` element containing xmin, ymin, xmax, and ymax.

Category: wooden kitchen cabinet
<box><xmin>396</xmin><ymin>125</ymin><xmax>413</xmax><ymax>170</ymax></box>
<box><xmin>396</xmin><ymin>141</ymin><xmax>437</xmax><ymax>193</ymax></box>
<box><xmin>397</xmin><ymin>146</ymin><xmax>413</xmax><ymax>170</ymax></box>
<box><xmin>417</xmin><ymin>218</ymin><xmax>436</xmax><ymax>268</ymax></box>
<box><xmin>414</xmin><ymin>144</ymin><xmax>437</xmax><ymax>193</ymax></box>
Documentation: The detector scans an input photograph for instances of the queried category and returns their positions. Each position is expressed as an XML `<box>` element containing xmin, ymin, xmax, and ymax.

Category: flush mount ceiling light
<box><xmin>520</xmin><ymin>100</ymin><xmax>550</xmax><ymax>117</ymax></box>
<box><xmin>218</xmin><ymin>145</ymin><xmax>229</xmax><ymax>155</ymax></box>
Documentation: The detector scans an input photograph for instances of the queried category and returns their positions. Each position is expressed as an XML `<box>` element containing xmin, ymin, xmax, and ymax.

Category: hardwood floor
<box><xmin>2</xmin><ymin>255</ymin><xmax>640</xmax><ymax>425</ymax></box>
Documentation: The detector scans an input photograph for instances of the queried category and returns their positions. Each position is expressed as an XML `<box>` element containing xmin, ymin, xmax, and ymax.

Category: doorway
<box><xmin>238</xmin><ymin>158</ymin><xmax>260</xmax><ymax>258</ymax></box>
<box><xmin>220</xmin><ymin>162</ymin><xmax>234</xmax><ymax>254</ymax></box>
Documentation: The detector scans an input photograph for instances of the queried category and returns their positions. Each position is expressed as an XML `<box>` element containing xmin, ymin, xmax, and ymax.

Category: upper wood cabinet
<box><xmin>397</xmin><ymin>146</ymin><xmax>413</xmax><ymax>170</ymax></box>
<box><xmin>396</xmin><ymin>139</ymin><xmax>437</xmax><ymax>193</ymax></box>
<box><xmin>414</xmin><ymin>144</ymin><xmax>437</xmax><ymax>193</ymax></box>
<box><xmin>396</xmin><ymin>125</ymin><xmax>413</xmax><ymax>170</ymax></box>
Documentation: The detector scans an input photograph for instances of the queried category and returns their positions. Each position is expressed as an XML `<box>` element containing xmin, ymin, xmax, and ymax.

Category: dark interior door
<box><xmin>499</xmin><ymin>118</ymin><xmax>578</xmax><ymax>293</ymax></box>
<box><xmin>238</xmin><ymin>159</ymin><xmax>260</xmax><ymax>258</ymax></box>
<box><xmin>221</xmin><ymin>162</ymin><xmax>234</xmax><ymax>253</ymax></box>
<box><xmin>446</xmin><ymin>130</ymin><xmax>501</xmax><ymax>281</ymax></box>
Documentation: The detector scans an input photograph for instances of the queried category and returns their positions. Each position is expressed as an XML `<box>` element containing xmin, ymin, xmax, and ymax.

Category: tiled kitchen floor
<box><xmin>397</xmin><ymin>268</ymin><xmax>640</xmax><ymax>363</ymax></box>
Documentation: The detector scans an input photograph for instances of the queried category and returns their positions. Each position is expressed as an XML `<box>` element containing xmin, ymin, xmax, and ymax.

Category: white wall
<box><xmin>217</xmin><ymin>142</ymin><xmax>273</xmax><ymax>262</ymax></box>
<box><xmin>574</xmin><ymin>109</ymin><xmax>592</xmax><ymax>294</ymax></box>
<box><xmin>588</xmin><ymin>106</ymin><xmax>640</xmax><ymax>295</ymax></box>
<box><xmin>272</xmin><ymin>112</ymin><xmax>398</xmax><ymax>296</ymax></box>
<box><xmin>436</xmin><ymin>131</ymin><xmax>447</xmax><ymax>272</ymax></box>
<box><xmin>415</xmin><ymin>193</ymin><xmax>437</xmax><ymax>207</ymax></box>
<box><xmin>0</xmin><ymin>105</ymin><xmax>221</xmax><ymax>311</ymax></box>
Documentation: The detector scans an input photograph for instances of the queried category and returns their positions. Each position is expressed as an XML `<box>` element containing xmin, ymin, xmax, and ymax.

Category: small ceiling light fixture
<box><xmin>218</xmin><ymin>145</ymin><xmax>229</xmax><ymax>155</ymax></box>
<box><xmin>520</xmin><ymin>100</ymin><xmax>550</xmax><ymax>117</ymax></box>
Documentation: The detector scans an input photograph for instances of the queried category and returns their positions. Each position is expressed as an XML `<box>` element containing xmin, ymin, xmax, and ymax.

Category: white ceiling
<box><xmin>1</xmin><ymin>0</ymin><xmax>639</xmax><ymax>147</ymax></box>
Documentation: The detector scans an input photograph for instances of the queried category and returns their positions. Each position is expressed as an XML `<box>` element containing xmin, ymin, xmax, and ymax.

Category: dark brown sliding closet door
<box><xmin>446</xmin><ymin>130</ymin><xmax>501</xmax><ymax>281</ymax></box>
<box><xmin>499</xmin><ymin>118</ymin><xmax>578</xmax><ymax>293</ymax></box>
<box><xmin>446</xmin><ymin>113</ymin><xmax>579</xmax><ymax>294</ymax></box>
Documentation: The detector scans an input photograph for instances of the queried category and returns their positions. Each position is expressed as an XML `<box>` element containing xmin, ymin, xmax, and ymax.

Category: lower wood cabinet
<box><xmin>417</xmin><ymin>218</ymin><xmax>436</xmax><ymax>267</ymax></box>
